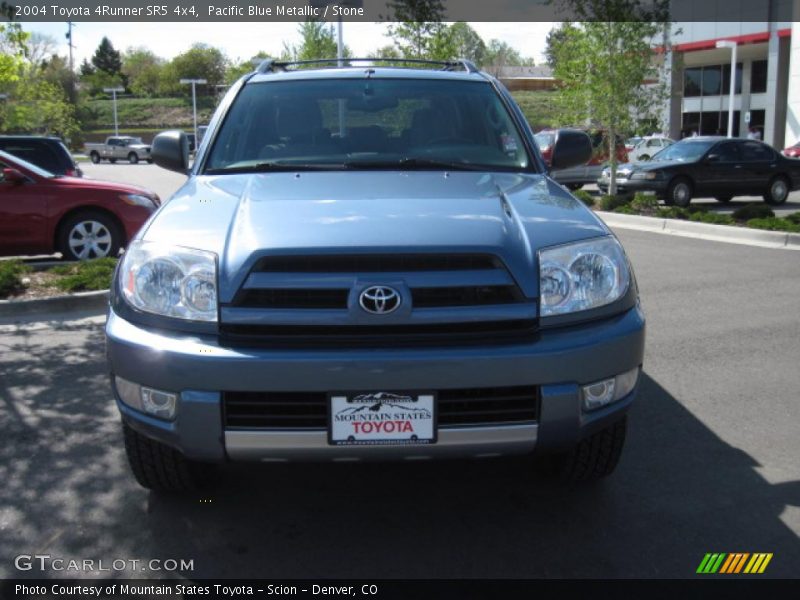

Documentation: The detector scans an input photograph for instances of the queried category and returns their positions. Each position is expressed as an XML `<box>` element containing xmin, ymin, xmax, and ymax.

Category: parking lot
<box><xmin>0</xmin><ymin>164</ymin><xmax>799</xmax><ymax>579</ymax></box>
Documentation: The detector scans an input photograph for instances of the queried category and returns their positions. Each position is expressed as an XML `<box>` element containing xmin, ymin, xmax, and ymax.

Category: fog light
<box><xmin>582</xmin><ymin>378</ymin><xmax>616</xmax><ymax>411</ymax></box>
<box><xmin>114</xmin><ymin>376</ymin><xmax>177</xmax><ymax>420</ymax></box>
<box><xmin>582</xmin><ymin>366</ymin><xmax>640</xmax><ymax>412</ymax></box>
<box><xmin>141</xmin><ymin>387</ymin><xmax>177</xmax><ymax>420</ymax></box>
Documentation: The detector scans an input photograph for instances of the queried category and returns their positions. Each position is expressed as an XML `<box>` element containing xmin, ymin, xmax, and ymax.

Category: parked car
<box><xmin>107</xmin><ymin>58</ymin><xmax>645</xmax><ymax>491</ymax></box>
<box><xmin>597</xmin><ymin>136</ymin><xmax>800</xmax><ymax>206</ymax></box>
<box><xmin>0</xmin><ymin>149</ymin><xmax>160</xmax><ymax>260</ymax></box>
<box><xmin>536</xmin><ymin>128</ymin><xmax>628</xmax><ymax>190</ymax></box>
<box><xmin>85</xmin><ymin>136</ymin><xmax>153</xmax><ymax>165</ymax></box>
<box><xmin>782</xmin><ymin>141</ymin><xmax>800</xmax><ymax>158</ymax></box>
<box><xmin>0</xmin><ymin>135</ymin><xmax>82</xmax><ymax>177</ymax></box>
<box><xmin>625</xmin><ymin>136</ymin><xmax>643</xmax><ymax>153</ymax></box>
<box><xmin>628</xmin><ymin>136</ymin><xmax>674</xmax><ymax>162</ymax></box>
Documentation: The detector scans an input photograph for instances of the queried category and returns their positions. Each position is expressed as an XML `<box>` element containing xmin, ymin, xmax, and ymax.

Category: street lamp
<box><xmin>180</xmin><ymin>78</ymin><xmax>207</xmax><ymax>146</ymax></box>
<box><xmin>716</xmin><ymin>40</ymin><xmax>738</xmax><ymax>138</ymax></box>
<box><xmin>103</xmin><ymin>87</ymin><xmax>125</xmax><ymax>136</ymax></box>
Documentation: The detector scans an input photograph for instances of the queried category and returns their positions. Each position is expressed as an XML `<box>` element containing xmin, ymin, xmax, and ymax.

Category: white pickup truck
<box><xmin>85</xmin><ymin>136</ymin><xmax>153</xmax><ymax>165</ymax></box>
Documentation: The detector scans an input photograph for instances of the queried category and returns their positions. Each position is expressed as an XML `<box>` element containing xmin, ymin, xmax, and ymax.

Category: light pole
<box><xmin>180</xmin><ymin>78</ymin><xmax>207</xmax><ymax>146</ymax></box>
<box><xmin>716</xmin><ymin>40</ymin><xmax>738</xmax><ymax>138</ymax></box>
<box><xmin>103</xmin><ymin>87</ymin><xmax>124</xmax><ymax>136</ymax></box>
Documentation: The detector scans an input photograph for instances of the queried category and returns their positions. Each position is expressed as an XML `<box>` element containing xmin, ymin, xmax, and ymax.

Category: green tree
<box><xmin>544</xmin><ymin>23</ymin><xmax>573</xmax><ymax>68</ymax></box>
<box><xmin>385</xmin><ymin>0</ymin><xmax>448</xmax><ymax>59</ymax></box>
<box><xmin>168</xmin><ymin>43</ymin><xmax>228</xmax><ymax>91</ymax></box>
<box><xmin>294</xmin><ymin>21</ymin><xmax>349</xmax><ymax>63</ymax></box>
<box><xmin>0</xmin><ymin>23</ymin><xmax>28</xmax><ymax>88</ymax></box>
<box><xmin>482</xmin><ymin>39</ymin><xmax>535</xmax><ymax>75</ymax></box>
<box><xmin>551</xmin><ymin>0</ymin><xmax>670</xmax><ymax>195</ymax></box>
<box><xmin>448</xmin><ymin>22</ymin><xmax>486</xmax><ymax>64</ymax></box>
<box><xmin>122</xmin><ymin>47</ymin><xmax>163</xmax><ymax>97</ymax></box>
<box><xmin>91</xmin><ymin>36</ymin><xmax>122</xmax><ymax>76</ymax></box>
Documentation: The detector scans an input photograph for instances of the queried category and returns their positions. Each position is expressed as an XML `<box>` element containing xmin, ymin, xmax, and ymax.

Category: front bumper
<box><xmin>106</xmin><ymin>305</ymin><xmax>646</xmax><ymax>462</ymax></box>
<box><xmin>597</xmin><ymin>177</ymin><xmax>668</xmax><ymax>195</ymax></box>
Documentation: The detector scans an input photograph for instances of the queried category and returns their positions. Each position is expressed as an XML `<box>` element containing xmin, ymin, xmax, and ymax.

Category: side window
<box><xmin>715</xmin><ymin>142</ymin><xmax>739</xmax><ymax>162</ymax></box>
<box><xmin>740</xmin><ymin>141</ymin><xmax>773</xmax><ymax>162</ymax></box>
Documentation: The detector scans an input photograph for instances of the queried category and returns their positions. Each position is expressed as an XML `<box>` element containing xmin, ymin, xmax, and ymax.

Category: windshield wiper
<box><xmin>343</xmin><ymin>157</ymin><xmax>484</xmax><ymax>171</ymax></box>
<box><xmin>205</xmin><ymin>162</ymin><xmax>345</xmax><ymax>175</ymax></box>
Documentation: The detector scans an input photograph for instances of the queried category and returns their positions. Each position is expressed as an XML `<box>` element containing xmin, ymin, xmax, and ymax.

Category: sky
<box><xmin>27</xmin><ymin>21</ymin><xmax>554</xmax><ymax>66</ymax></box>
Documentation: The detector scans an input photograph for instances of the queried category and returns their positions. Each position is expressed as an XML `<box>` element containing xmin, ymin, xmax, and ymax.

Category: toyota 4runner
<box><xmin>105</xmin><ymin>59</ymin><xmax>646</xmax><ymax>491</ymax></box>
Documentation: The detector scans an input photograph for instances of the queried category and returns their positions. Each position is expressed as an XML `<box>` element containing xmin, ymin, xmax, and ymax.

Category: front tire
<box><xmin>764</xmin><ymin>176</ymin><xmax>790</xmax><ymax>205</ymax></box>
<box><xmin>90</xmin><ymin>151</ymin><xmax>100</xmax><ymax>164</ymax></box>
<box><xmin>128</xmin><ymin>152</ymin><xmax>139</xmax><ymax>165</ymax></box>
<box><xmin>57</xmin><ymin>211</ymin><xmax>122</xmax><ymax>260</ymax></box>
<box><xmin>667</xmin><ymin>177</ymin><xmax>693</xmax><ymax>208</ymax></box>
<box><xmin>123</xmin><ymin>422</ymin><xmax>211</xmax><ymax>492</ymax></box>
<box><xmin>556</xmin><ymin>417</ymin><xmax>627</xmax><ymax>483</ymax></box>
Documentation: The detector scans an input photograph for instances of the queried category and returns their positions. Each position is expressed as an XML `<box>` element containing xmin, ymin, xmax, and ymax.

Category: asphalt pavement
<box><xmin>1</xmin><ymin>227</ymin><xmax>798</xmax><ymax>579</ymax></box>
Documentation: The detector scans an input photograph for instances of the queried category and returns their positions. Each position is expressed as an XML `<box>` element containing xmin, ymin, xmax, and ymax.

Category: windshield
<box><xmin>651</xmin><ymin>140</ymin><xmax>715</xmax><ymax>162</ymax></box>
<box><xmin>204</xmin><ymin>78</ymin><xmax>531</xmax><ymax>173</ymax></box>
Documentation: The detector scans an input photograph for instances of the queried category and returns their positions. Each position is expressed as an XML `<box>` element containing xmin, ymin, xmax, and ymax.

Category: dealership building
<box><xmin>664</xmin><ymin>0</ymin><xmax>800</xmax><ymax>148</ymax></box>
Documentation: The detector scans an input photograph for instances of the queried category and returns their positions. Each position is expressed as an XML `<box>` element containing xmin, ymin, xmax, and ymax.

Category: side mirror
<box><xmin>2</xmin><ymin>168</ymin><xmax>27</xmax><ymax>185</ymax></box>
<box><xmin>549</xmin><ymin>129</ymin><xmax>593</xmax><ymax>171</ymax></box>
<box><xmin>706</xmin><ymin>153</ymin><xmax>720</xmax><ymax>163</ymax></box>
<box><xmin>152</xmin><ymin>130</ymin><xmax>190</xmax><ymax>174</ymax></box>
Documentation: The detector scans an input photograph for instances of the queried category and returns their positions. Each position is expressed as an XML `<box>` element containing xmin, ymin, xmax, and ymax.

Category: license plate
<box><xmin>329</xmin><ymin>392</ymin><xmax>436</xmax><ymax>446</ymax></box>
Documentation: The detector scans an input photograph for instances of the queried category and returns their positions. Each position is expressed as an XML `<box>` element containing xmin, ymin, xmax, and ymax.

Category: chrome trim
<box><xmin>225</xmin><ymin>424</ymin><xmax>537</xmax><ymax>461</ymax></box>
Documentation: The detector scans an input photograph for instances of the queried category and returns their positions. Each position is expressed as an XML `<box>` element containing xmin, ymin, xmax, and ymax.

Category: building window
<box><xmin>751</xmin><ymin>60</ymin><xmax>768</xmax><ymax>93</ymax></box>
<box><xmin>682</xmin><ymin>111</ymin><xmax>740</xmax><ymax>137</ymax></box>
<box><xmin>702</xmin><ymin>65</ymin><xmax>721</xmax><ymax>96</ymax></box>
<box><xmin>721</xmin><ymin>62</ymin><xmax>742</xmax><ymax>94</ymax></box>
<box><xmin>684</xmin><ymin>67</ymin><xmax>702</xmax><ymax>97</ymax></box>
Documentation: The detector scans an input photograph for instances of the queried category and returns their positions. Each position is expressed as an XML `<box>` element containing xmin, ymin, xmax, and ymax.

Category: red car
<box><xmin>782</xmin><ymin>142</ymin><xmax>800</xmax><ymax>158</ymax></box>
<box><xmin>0</xmin><ymin>149</ymin><xmax>160</xmax><ymax>260</ymax></box>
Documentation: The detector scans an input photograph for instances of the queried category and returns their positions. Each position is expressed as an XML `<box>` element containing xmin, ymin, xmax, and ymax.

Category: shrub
<box><xmin>732</xmin><ymin>203</ymin><xmax>775</xmax><ymax>221</ymax></box>
<box><xmin>656</xmin><ymin>206</ymin><xmax>689</xmax><ymax>219</ymax></box>
<box><xmin>746</xmin><ymin>217</ymin><xmax>800</xmax><ymax>233</ymax></box>
<box><xmin>688</xmin><ymin>212</ymin><xmax>736</xmax><ymax>226</ymax></box>
<box><xmin>52</xmin><ymin>257</ymin><xmax>118</xmax><ymax>292</ymax></box>
<box><xmin>572</xmin><ymin>189</ymin><xmax>595</xmax><ymax>207</ymax></box>
<box><xmin>630</xmin><ymin>193</ymin><xmax>659</xmax><ymax>212</ymax></box>
<box><xmin>0</xmin><ymin>260</ymin><xmax>31</xmax><ymax>299</ymax></box>
<box><xmin>613</xmin><ymin>205</ymin><xmax>637</xmax><ymax>214</ymax></box>
<box><xmin>784</xmin><ymin>212</ymin><xmax>800</xmax><ymax>225</ymax></box>
<box><xmin>598</xmin><ymin>194</ymin><xmax>631</xmax><ymax>211</ymax></box>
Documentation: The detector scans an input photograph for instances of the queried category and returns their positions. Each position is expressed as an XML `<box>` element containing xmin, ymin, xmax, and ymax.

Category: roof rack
<box><xmin>255</xmin><ymin>57</ymin><xmax>480</xmax><ymax>74</ymax></box>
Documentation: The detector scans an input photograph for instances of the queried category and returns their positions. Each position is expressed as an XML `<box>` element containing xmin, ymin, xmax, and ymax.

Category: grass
<box><xmin>0</xmin><ymin>260</ymin><xmax>32</xmax><ymax>299</ymax></box>
<box><xmin>81</xmin><ymin>96</ymin><xmax>217</xmax><ymax>130</ymax></box>
<box><xmin>50</xmin><ymin>258</ymin><xmax>118</xmax><ymax>293</ymax></box>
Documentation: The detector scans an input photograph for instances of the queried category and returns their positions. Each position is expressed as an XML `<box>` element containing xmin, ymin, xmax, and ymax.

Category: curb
<box><xmin>0</xmin><ymin>290</ymin><xmax>109</xmax><ymax>319</ymax></box>
<box><xmin>597</xmin><ymin>211</ymin><xmax>800</xmax><ymax>250</ymax></box>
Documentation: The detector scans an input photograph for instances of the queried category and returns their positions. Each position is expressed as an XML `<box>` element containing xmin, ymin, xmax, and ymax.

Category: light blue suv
<box><xmin>106</xmin><ymin>59</ymin><xmax>645</xmax><ymax>490</ymax></box>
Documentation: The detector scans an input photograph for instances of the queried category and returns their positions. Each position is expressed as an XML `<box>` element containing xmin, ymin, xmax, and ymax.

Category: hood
<box><xmin>50</xmin><ymin>175</ymin><xmax>157</xmax><ymax>197</ymax></box>
<box><xmin>142</xmin><ymin>171</ymin><xmax>609</xmax><ymax>300</ymax></box>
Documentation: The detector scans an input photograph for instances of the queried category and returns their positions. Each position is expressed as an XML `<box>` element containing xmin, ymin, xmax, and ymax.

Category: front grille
<box><xmin>223</xmin><ymin>386</ymin><xmax>539</xmax><ymax>430</ymax></box>
<box><xmin>219</xmin><ymin>319</ymin><xmax>538</xmax><ymax>348</ymax></box>
<box><xmin>234</xmin><ymin>286</ymin><xmax>521</xmax><ymax>309</ymax></box>
<box><xmin>252</xmin><ymin>253</ymin><xmax>501</xmax><ymax>273</ymax></box>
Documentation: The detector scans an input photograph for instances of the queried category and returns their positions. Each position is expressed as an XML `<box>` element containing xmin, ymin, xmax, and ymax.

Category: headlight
<box><xmin>538</xmin><ymin>236</ymin><xmax>630</xmax><ymax>317</ymax></box>
<box><xmin>120</xmin><ymin>241</ymin><xmax>218</xmax><ymax>321</ymax></box>
<box><xmin>630</xmin><ymin>171</ymin><xmax>659</xmax><ymax>180</ymax></box>
<box><xmin>121</xmin><ymin>193</ymin><xmax>158</xmax><ymax>208</ymax></box>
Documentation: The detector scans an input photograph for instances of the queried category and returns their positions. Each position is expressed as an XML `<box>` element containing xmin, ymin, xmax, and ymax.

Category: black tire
<box><xmin>128</xmin><ymin>152</ymin><xmax>139</xmax><ymax>165</ymax></box>
<box><xmin>123</xmin><ymin>422</ymin><xmax>212</xmax><ymax>492</ymax></box>
<box><xmin>566</xmin><ymin>183</ymin><xmax>583</xmax><ymax>191</ymax></box>
<box><xmin>90</xmin><ymin>151</ymin><xmax>100</xmax><ymax>164</ymax></box>
<box><xmin>667</xmin><ymin>177</ymin><xmax>693</xmax><ymax>208</ymax></box>
<box><xmin>715</xmin><ymin>195</ymin><xmax>733</xmax><ymax>203</ymax></box>
<box><xmin>556</xmin><ymin>417</ymin><xmax>627</xmax><ymax>484</ymax></box>
<box><xmin>764</xmin><ymin>176</ymin><xmax>790</xmax><ymax>205</ymax></box>
<box><xmin>57</xmin><ymin>210</ymin><xmax>122</xmax><ymax>261</ymax></box>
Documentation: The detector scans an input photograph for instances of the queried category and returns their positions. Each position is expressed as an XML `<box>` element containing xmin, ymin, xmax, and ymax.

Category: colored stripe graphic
<box><xmin>700</xmin><ymin>552</ymin><xmax>773</xmax><ymax>574</ymax></box>
<box><xmin>697</xmin><ymin>553</ymin><xmax>727</xmax><ymax>573</ymax></box>
<box><xmin>720</xmin><ymin>553</ymin><xmax>749</xmax><ymax>573</ymax></box>
<box><xmin>744</xmin><ymin>553</ymin><xmax>773</xmax><ymax>574</ymax></box>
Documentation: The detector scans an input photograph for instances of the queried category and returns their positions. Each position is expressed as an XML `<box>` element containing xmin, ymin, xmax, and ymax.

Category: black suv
<box><xmin>0</xmin><ymin>136</ymin><xmax>82</xmax><ymax>177</ymax></box>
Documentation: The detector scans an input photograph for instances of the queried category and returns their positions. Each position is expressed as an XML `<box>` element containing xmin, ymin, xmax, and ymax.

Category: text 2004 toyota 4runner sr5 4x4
<box><xmin>106</xmin><ymin>59</ymin><xmax>645</xmax><ymax>491</ymax></box>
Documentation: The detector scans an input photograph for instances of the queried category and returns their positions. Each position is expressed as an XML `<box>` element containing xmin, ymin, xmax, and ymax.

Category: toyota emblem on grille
<box><xmin>359</xmin><ymin>286</ymin><xmax>401</xmax><ymax>315</ymax></box>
